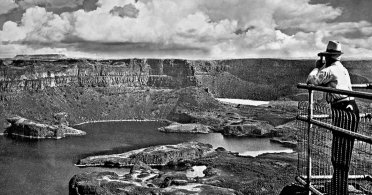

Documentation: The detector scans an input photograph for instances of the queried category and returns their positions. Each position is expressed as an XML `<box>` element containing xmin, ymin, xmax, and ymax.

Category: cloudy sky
<box><xmin>1</xmin><ymin>0</ymin><xmax>372</xmax><ymax>59</ymax></box>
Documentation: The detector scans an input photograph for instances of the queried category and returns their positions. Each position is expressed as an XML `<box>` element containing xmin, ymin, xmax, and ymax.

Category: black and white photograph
<box><xmin>0</xmin><ymin>0</ymin><xmax>372</xmax><ymax>194</ymax></box>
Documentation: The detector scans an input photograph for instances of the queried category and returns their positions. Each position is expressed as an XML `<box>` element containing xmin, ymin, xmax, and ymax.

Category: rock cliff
<box><xmin>1</xmin><ymin>58</ymin><xmax>371</xmax><ymax>98</ymax></box>
<box><xmin>1</xmin><ymin>57</ymin><xmax>371</xmax><ymax>131</ymax></box>
<box><xmin>222</xmin><ymin>119</ymin><xmax>274</xmax><ymax>137</ymax></box>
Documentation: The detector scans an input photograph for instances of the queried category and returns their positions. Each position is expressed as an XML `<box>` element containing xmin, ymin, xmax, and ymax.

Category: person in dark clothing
<box><xmin>306</xmin><ymin>41</ymin><xmax>359</xmax><ymax>195</ymax></box>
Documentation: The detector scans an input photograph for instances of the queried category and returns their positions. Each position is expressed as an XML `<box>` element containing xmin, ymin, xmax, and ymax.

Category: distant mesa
<box><xmin>13</xmin><ymin>54</ymin><xmax>66</xmax><ymax>60</ymax></box>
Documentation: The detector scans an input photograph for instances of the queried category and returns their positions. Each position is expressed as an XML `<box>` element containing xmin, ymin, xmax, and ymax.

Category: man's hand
<box><xmin>315</xmin><ymin>59</ymin><xmax>325</xmax><ymax>69</ymax></box>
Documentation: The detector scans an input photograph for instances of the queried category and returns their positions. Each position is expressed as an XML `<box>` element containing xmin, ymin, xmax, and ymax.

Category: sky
<box><xmin>0</xmin><ymin>0</ymin><xmax>372</xmax><ymax>59</ymax></box>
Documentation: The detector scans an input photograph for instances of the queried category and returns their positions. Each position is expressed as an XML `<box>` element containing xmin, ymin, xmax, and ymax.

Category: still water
<box><xmin>0</xmin><ymin>121</ymin><xmax>292</xmax><ymax>195</ymax></box>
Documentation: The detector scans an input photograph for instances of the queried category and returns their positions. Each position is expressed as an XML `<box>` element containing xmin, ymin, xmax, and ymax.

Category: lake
<box><xmin>0</xmin><ymin>121</ymin><xmax>292</xmax><ymax>195</ymax></box>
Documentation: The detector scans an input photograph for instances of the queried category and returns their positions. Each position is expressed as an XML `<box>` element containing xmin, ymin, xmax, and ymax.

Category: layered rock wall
<box><xmin>1</xmin><ymin>58</ymin><xmax>371</xmax><ymax>99</ymax></box>
<box><xmin>0</xmin><ymin>58</ymin><xmax>197</xmax><ymax>93</ymax></box>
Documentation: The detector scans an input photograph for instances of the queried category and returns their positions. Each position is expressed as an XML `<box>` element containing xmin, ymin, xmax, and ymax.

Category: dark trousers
<box><xmin>330</xmin><ymin>100</ymin><xmax>359</xmax><ymax>195</ymax></box>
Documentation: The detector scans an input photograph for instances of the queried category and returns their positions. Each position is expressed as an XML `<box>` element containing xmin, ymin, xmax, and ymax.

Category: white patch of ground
<box><xmin>85</xmin><ymin>148</ymin><xmax>147</xmax><ymax>160</ymax></box>
<box><xmin>186</xmin><ymin>165</ymin><xmax>207</xmax><ymax>178</ymax></box>
<box><xmin>240</xmin><ymin>149</ymin><xmax>294</xmax><ymax>157</ymax></box>
<box><xmin>131</xmin><ymin>172</ymin><xmax>158</xmax><ymax>182</ymax></box>
<box><xmin>163</xmin><ymin>183</ymin><xmax>203</xmax><ymax>192</ymax></box>
<box><xmin>216</xmin><ymin>98</ymin><xmax>269</xmax><ymax>106</ymax></box>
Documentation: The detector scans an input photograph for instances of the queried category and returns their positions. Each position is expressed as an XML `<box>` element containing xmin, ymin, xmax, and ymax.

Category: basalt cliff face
<box><xmin>0</xmin><ymin>58</ymin><xmax>371</xmax><ymax>130</ymax></box>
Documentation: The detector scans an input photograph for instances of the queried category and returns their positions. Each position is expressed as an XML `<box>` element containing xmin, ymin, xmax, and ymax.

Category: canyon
<box><xmin>1</xmin><ymin>56</ymin><xmax>371</xmax><ymax>194</ymax></box>
<box><xmin>1</xmin><ymin>57</ymin><xmax>371</xmax><ymax>131</ymax></box>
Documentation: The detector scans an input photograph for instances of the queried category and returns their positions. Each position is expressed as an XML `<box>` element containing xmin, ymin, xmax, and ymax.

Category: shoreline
<box><xmin>239</xmin><ymin>149</ymin><xmax>294</xmax><ymax>157</ymax></box>
<box><xmin>75</xmin><ymin>162</ymin><xmax>166</xmax><ymax>168</ymax></box>
<box><xmin>2</xmin><ymin>132</ymin><xmax>63</xmax><ymax>139</ymax></box>
<box><xmin>73</xmin><ymin>119</ymin><xmax>162</xmax><ymax>126</ymax></box>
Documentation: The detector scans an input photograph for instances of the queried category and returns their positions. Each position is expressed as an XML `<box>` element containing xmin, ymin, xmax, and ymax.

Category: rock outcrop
<box><xmin>193</xmin><ymin>149</ymin><xmax>298</xmax><ymax>195</ymax></box>
<box><xmin>222</xmin><ymin>119</ymin><xmax>274</xmax><ymax>137</ymax></box>
<box><xmin>166</xmin><ymin>86</ymin><xmax>226</xmax><ymax>125</ymax></box>
<box><xmin>69</xmin><ymin>169</ymin><xmax>242</xmax><ymax>195</ymax></box>
<box><xmin>269</xmin><ymin>120</ymin><xmax>300</xmax><ymax>148</ymax></box>
<box><xmin>270</xmin><ymin>138</ymin><xmax>298</xmax><ymax>148</ymax></box>
<box><xmin>53</xmin><ymin>112</ymin><xmax>69</xmax><ymax>126</ymax></box>
<box><xmin>76</xmin><ymin>141</ymin><xmax>213</xmax><ymax>167</ymax></box>
<box><xmin>219</xmin><ymin>112</ymin><xmax>276</xmax><ymax>137</ymax></box>
<box><xmin>158</xmin><ymin>122</ymin><xmax>212</xmax><ymax>134</ymax></box>
<box><xmin>4</xmin><ymin>116</ymin><xmax>86</xmax><ymax>139</ymax></box>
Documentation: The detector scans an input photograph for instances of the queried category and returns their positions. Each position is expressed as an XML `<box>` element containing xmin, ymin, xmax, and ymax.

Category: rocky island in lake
<box><xmin>4</xmin><ymin>115</ymin><xmax>86</xmax><ymax>139</ymax></box>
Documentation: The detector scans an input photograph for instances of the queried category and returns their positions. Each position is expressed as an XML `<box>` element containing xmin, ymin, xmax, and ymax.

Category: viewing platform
<box><xmin>295</xmin><ymin>83</ymin><xmax>372</xmax><ymax>195</ymax></box>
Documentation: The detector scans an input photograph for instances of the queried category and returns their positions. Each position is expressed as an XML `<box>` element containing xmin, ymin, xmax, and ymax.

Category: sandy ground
<box><xmin>216</xmin><ymin>98</ymin><xmax>270</xmax><ymax>106</ymax></box>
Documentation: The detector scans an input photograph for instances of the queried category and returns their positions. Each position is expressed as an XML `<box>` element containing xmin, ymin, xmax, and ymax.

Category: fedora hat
<box><xmin>318</xmin><ymin>40</ymin><xmax>344</xmax><ymax>56</ymax></box>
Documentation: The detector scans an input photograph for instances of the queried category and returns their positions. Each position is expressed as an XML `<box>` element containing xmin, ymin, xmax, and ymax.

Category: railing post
<box><xmin>307</xmin><ymin>89</ymin><xmax>313</xmax><ymax>195</ymax></box>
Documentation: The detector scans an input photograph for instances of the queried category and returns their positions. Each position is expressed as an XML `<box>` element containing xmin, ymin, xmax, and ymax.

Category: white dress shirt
<box><xmin>306</xmin><ymin>61</ymin><xmax>352</xmax><ymax>103</ymax></box>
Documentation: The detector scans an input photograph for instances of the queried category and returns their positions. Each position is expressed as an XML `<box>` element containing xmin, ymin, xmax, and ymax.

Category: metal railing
<box><xmin>296</xmin><ymin>83</ymin><xmax>372</xmax><ymax>195</ymax></box>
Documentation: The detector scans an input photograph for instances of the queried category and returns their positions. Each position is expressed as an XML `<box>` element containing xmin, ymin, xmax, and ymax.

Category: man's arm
<box><xmin>306</xmin><ymin>61</ymin><xmax>333</xmax><ymax>86</ymax></box>
<box><xmin>307</xmin><ymin>68</ymin><xmax>320</xmax><ymax>85</ymax></box>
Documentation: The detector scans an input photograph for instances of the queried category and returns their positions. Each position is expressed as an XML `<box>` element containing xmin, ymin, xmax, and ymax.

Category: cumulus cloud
<box><xmin>0</xmin><ymin>0</ymin><xmax>19</xmax><ymax>15</ymax></box>
<box><xmin>1</xmin><ymin>0</ymin><xmax>372</xmax><ymax>59</ymax></box>
<box><xmin>0</xmin><ymin>6</ymin><xmax>72</xmax><ymax>43</ymax></box>
<box><xmin>274</xmin><ymin>0</ymin><xmax>342</xmax><ymax>29</ymax></box>
<box><xmin>110</xmin><ymin>4</ymin><xmax>139</xmax><ymax>18</ymax></box>
<box><xmin>0</xmin><ymin>21</ymin><xmax>26</xmax><ymax>42</ymax></box>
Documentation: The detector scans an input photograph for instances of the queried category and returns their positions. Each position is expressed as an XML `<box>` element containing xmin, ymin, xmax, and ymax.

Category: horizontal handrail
<box><xmin>300</xmin><ymin>175</ymin><xmax>372</xmax><ymax>181</ymax></box>
<box><xmin>300</xmin><ymin>113</ymin><xmax>372</xmax><ymax>119</ymax></box>
<box><xmin>352</xmin><ymin>83</ymin><xmax>372</xmax><ymax>89</ymax></box>
<box><xmin>297</xmin><ymin>115</ymin><xmax>372</xmax><ymax>144</ymax></box>
<box><xmin>297</xmin><ymin>83</ymin><xmax>372</xmax><ymax>99</ymax></box>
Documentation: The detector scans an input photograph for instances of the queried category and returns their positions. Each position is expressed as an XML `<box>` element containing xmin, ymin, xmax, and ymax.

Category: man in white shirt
<box><xmin>306</xmin><ymin>41</ymin><xmax>359</xmax><ymax>195</ymax></box>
